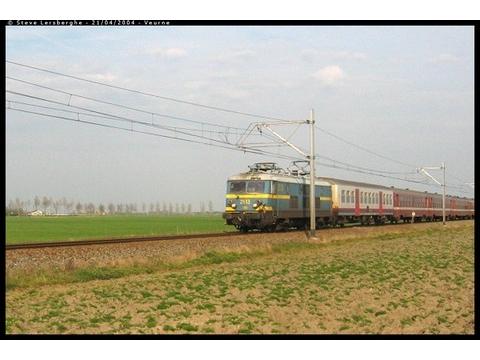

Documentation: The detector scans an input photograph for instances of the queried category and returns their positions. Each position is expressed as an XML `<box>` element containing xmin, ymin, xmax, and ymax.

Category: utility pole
<box><xmin>236</xmin><ymin>110</ymin><xmax>317</xmax><ymax>238</ymax></box>
<box><xmin>308</xmin><ymin>109</ymin><xmax>316</xmax><ymax>237</ymax></box>
<box><xmin>442</xmin><ymin>162</ymin><xmax>446</xmax><ymax>225</ymax></box>
<box><xmin>417</xmin><ymin>163</ymin><xmax>446</xmax><ymax>225</ymax></box>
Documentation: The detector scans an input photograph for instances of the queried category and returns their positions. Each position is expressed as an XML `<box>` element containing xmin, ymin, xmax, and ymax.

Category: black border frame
<box><xmin>1</xmin><ymin>20</ymin><xmax>478</xmax><ymax>339</ymax></box>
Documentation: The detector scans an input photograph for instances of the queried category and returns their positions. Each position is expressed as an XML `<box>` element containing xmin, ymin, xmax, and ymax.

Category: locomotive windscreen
<box><xmin>228</xmin><ymin>181</ymin><xmax>270</xmax><ymax>193</ymax></box>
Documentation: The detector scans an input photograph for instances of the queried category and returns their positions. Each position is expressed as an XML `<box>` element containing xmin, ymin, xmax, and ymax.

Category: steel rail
<box><xmin>5</xmin><ymin>231</ymin><xmax>244</xmax><ymax>250</ymax></box>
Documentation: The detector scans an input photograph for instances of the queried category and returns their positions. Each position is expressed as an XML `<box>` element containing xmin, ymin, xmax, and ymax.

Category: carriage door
<box><xmin>393</xmin><ymin>193</ymin><xmax>400</xmax><ymax>218</ymax></box>
<box><xmin>354</xmin><ymin>188</ymin><xmax>360</xmax><ymax>216</ymax></box>
<box><xmin>379</xmin><ymin>191</ymin><xmax>383</xmax><ymax>215</ymax></box>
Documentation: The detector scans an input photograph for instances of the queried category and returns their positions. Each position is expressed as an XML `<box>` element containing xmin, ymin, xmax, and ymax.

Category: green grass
<box><xmin>6</xmin><ymin>214</ymin><xmax>230</xmax><ymax>244</ymax></box>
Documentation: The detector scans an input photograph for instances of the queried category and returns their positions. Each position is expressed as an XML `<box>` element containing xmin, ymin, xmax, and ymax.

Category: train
<box><xmin>222</xmin><ymin>162</ymin><xmax>475</xmax><ymax>232</ymax></box>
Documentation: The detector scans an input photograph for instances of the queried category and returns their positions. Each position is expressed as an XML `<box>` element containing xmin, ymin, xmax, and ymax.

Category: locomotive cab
<box><xmin>223</xmin><ymin>178</ymin><xmax>276</xmax><ymax>232</ymax></box>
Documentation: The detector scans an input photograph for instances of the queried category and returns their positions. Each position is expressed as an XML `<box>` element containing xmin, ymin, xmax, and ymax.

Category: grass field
<box><xmin>6</xmin><ymin>214</ymin><xmax>230</xmax><ymax>244</ymax></box>
<box><xmin>6</xmin><ymin>221</ymin><xmax>474</xmax><ymax>334</ymax></box>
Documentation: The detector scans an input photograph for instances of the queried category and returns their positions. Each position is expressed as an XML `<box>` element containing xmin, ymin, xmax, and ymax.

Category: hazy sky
<box><xmin>6</xmin><ymin>26</ymin><xmax>474</xmax><ymax>210</ymax></box>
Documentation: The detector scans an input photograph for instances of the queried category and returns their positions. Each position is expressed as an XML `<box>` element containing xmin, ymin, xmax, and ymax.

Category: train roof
<box><xmin>227</xmin><ymin>172</ymin><xmax>331</xmax><ymax>186</ymax></box>
<box><xmin>322</xmin><ymin>177</ymin><xmax>474</xmax><ymax>200</ymax></box>
<box><xmin>227</xmin><ymin>173</ymin><xmax>473</xmax><ymax>200</ymax></box>
<box><xmin>318</xmin><ymin>176</ymin><xmax>392</xmax><ymax>190</ymax></box>
<box><xmin>229</xmin><ymin>163</ymin><xmax>474</xmax><ymax>201</ymax></box>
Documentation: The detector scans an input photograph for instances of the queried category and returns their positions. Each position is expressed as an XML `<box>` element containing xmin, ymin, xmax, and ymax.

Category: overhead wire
<box><xmin>316</xmin><ymin>125</ymin><xmax>417</xmax><ymax>169</ymax></box>
<box><xmin>6</xmin><ymin>106</ymin><xmax>303</xmax><ymax>163</ymax></box>
<box><xmin>5</xmin><ymin>97</ymin><xmax>264</xmax><ymax>138</ymax></box>
<box><xmin>5</xmin><ymin>91</ymin><xmax>248</xmax><ymax>147</ymax></box>
<box><xmin>315</xmin><ymin>160</ymin><xmax>431</xmax><ymax>185</ymax></box>
<box><xmin>6</xmin><ymin>76</ymin><xmax>252</xmax><ymax>132</ymax></box>
<box><xmin>7</xmin><ymin>60</ymin><xmax>295</xmax><ymax>122</ymax></box>
<box><xmin>315</xmin><ymin>153</ymin><xmax>417</xmax><ymax>175</ymax></box>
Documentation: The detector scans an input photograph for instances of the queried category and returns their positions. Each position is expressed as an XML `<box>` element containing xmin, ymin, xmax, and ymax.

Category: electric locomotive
<box><xmin>222</xmin><ymin>162</ymin><xmax>332</xmax><ymax>232</ymax></box>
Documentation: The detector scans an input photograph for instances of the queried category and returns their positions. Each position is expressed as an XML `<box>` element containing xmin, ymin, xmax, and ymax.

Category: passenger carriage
<box><xmin>321</xmin><ymin>178</ymin><xmax>394</xmax><ymax>225</ymax></box>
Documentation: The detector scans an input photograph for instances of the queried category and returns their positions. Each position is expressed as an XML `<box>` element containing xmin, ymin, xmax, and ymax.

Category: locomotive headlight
<box><xmin>253</xmin><ymin>200</ymin><xmax>262</xmax><ymax>209</ymax></box>
<box><xmin>231</xmin><ymin>203</ymin><xmax>237</xmax><ymax>209</ymax></box>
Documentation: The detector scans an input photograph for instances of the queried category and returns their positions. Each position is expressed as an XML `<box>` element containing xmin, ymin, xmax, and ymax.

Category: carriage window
<box><xmin>341</xmin><ymin>190</ymin><xmax>345</xmax><ymax>203</ymax></box>
<box><xmin>351</xmin><ymin>191</ymin><xmax>355</xmax><ymax>203</ymax></box>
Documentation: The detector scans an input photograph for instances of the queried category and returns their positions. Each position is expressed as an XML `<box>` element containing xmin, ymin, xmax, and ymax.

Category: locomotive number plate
<box><xmin>240</xmin><ymin>199</ymin><xmax>251</xmax><ymax>205</ymax></box>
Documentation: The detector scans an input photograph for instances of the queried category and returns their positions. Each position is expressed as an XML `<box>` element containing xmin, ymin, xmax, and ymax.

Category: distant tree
<box><xmin>26</xmin><ymin>199</ymin><xmax>31</xmax><ymax>212</ymax></box>
<box><xmin>155</xmin><ymin>201</ymin><xmax>161</xmax><ymax>214</ymax></box>
<box><xmin>98</xmin><ymin>204</ymin><xmax>105</xmax><ymax>214</ymax></box>
<box><xmin>200</xmin><ymin>202</ymin><xmax>205</xmax><ymax>214</ymax></box>
<box><xmin>7</xmin><ymin>198</ymin><xmax>25</xmax><ymax>215</ymax></box>
<box><xmin>117</xmin><ymin>204</ymin><xmax>124</xmax><ymax>214</ymax></box>
<box><xmin>60</xmin><ymin>197</ymin><xmax>67</xmax><ymax>213</ymax></box>
<box><xmin>75</xmin><ymin>202</ymin><xmax>83</xmax><ymax>214</ymax></box>
<box><xmin>142</xmin><ymin>203</ymin><xmax>146</xmax><ymax>213</ymax></box>
<box><xmin>130</xmin><ymin>203</ymin><xmax>136</xmax><ymax>213</ymax></box>
<box><xmin>181</xmin><ymin>203</ymin><xmax>186</xmax><ymax>214</ymax></box>
<box><xmin>162</xmin><ymin>202</ymin><xmax>167</xmax><ymax>214</ymax></box>
<box><xmin>42</xmin><ymin>196</ymin><xmax>50</xmax><ymax>214</ymax></box>
<box><xmin>208</xmin><ymin>200</ymin><xmax>213</xmax><ymax>213</ymax></box>
<box><xmin>86</xmin><ymin>203</ymin><xmax>95</xmax><ymax>214</ymax></box>
<box><xmin>187</xmin><ymin>204</ymin><xmax>192</xmax><ymax>214</ymax></box>
<box><xmin>34</xmin><ymin>196</ymin><xmax>40</xmax><ymax>210</ymax></box>
<box><xmin>108</xmin><ymin>203</ymin><xmax>115</xmax><ymax>214</ymax></box>
<box><xmin>52</xmin><ymin>199</ymin><xmax>60</xmax><ymax>214</ymax></box>
<box><xmin>175</xmin><ymin>203</ymin><xmax>179</xmax><ymax>214</ymax></box>
<box><xmin>7</xmin><ymin>200</ymin><xmax>16</xmax><ymax>215</ymax></box>
<box><xmin>67</xmin><ymin>200</ymin><xmax>75</xmax><ymax>214</ymax></box>
<box><xmin>168</xmin><ymin>203</ymin><xmax>173</xmax><ymax>215</ymax></box>
<box><xmin>149</xmin><ymin>203</ymin><xmax>155</xmax><ymax>214</ymax></box>
<box><xmin>14</xmin><ymin>198</ymin><xmax>24</xmax><ymax>214</ymax></box>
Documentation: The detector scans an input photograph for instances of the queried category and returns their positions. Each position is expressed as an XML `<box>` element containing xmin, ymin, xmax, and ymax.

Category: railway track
<box><xmin>5</xmin><ymin>231</ymin><xmax>244</xmax><ymax>250</ymax></box>
<box><xmin>6</xmin><ymin>219</ymin><xmax>471</xmax><ymax>251</ymax></box>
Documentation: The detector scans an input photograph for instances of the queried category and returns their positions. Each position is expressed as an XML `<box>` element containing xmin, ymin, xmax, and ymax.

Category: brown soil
<box><xmin>6</xmin><ymin>220</ymin><xmax>474</xmax><ymax>334</ymax></box>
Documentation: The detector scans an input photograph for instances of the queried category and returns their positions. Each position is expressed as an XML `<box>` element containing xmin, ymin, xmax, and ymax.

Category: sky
<box><xmin>5</xmin><ymin>26</ymin><xmax>474</xmax><ymax>211</ymax></box>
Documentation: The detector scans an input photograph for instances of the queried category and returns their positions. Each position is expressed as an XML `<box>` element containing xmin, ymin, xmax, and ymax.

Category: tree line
<box><xmin>6</xmin><ymin>196</ymin><xmax>215</xmax><ymax>216</ymax></box>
